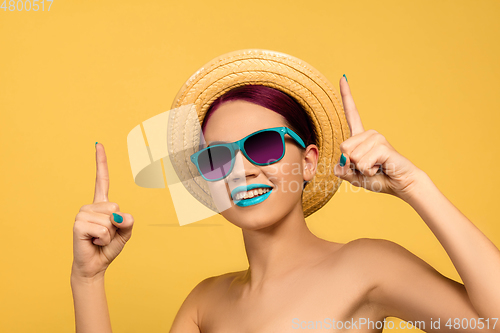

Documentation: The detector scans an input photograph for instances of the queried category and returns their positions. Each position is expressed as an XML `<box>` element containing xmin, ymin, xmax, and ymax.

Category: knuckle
<box><xmin>377</xmin><ymin>143</ymin><xmax>388</xmax><ymax>153</ymax></box>
<box><xmin>339</xmin><ymin>141</ymin><xmax>349</xmax><ymax>152</ymax></box>
<box><xmin>367</xmin><ymin>129</ymin><xmax>378</xmax><ymax>135</ymax></box>
<box><xmin>73</xmin><ymin>220</ymin><xmax>85</xmax><ymax>233</ymax></box>
<box><xmin>108</xmin><ymin>202</ymin><xmax>120</xmax><ymax>212</ymax></box>
<box><xmin>79</xmin><ymin>204</ymin><xmax>91</xmax><ymax>212</ymax></box>
<box><xmin>98</xmin><ymin>227</ymin><xmax>109</xmax><ymax>238</ymax></box>
<box><xmin>375</xmin><ymin>132</ymin><xmax>386</xmax><ymax>143</ymax></box>
<box><xmin>358</xmin><ymin>162</ymin><xmax>368</xmax><ymax>173</ymax></box>
<box><xmin>75</xmin><ymin>211</ymin><xmax>86</xmax><ymax>222</ymax></box>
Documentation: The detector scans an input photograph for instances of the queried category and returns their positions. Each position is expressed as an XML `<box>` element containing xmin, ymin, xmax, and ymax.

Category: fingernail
<box><xmin>112</xmin><ymin>213</ymin><xmax>123</xmax><ymax>223</ymax></box>
<box><xmin>95</xmin><ymin>142</ymin><xmax>98</xmax><ymax>146</ymax></box>
<box><xmin>339</xmin><ymin>153</ymin><xmax>346</xmax><ymax>167</ymax></box>
<box><xmin>343</xmin><ymin>74</ymin><xmax>348</xmax><ymax>83</ymax></box>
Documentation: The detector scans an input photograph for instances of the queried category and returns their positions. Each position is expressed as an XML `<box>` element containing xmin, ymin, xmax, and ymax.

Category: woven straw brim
<box><xmin>168</xmin><ymin>49</ymin><xmax>350</xmax><ymax>218</ymax></box>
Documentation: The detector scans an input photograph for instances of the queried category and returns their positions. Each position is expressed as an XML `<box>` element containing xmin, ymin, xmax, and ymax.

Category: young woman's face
<box><xmin>202</xmin><ymin>100</ymin><xmax>318</xmax><ymax>230</ymax></box>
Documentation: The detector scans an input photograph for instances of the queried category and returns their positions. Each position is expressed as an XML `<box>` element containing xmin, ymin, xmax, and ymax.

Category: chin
<box><xmin>221</xmin><ymin>203</ymin><xmax>292</xmax><ymax>231</ymax></box>
<box><xmin>218</xmin><ymin>205</ymin><xmax>270</xmax><ymax>229</ymax></box>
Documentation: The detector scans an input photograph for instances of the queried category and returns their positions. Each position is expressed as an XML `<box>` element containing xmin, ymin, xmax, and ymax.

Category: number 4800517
<box><xmin>1</xmin><ymin>0</ymin><xmax>54</xmax><ymax>11</ymax></box>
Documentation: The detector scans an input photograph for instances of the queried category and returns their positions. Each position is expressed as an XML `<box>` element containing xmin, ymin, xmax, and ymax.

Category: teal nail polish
<box><xmin>339</xmin><ymin>153</ymin><xmax>346</xmax><ymax>167</ymax></box>
<box><xmin>343</xmin><ymin>74</ymin><xmax>348</xmax><ymax>83</ymax></box>
<box><xmin>95</xmin><ymin>142</ymin><xmax>98</xmax><ymax>146</ymax></box>
<box><xmin>113</xmin><ymin>213</ymin><xmax>123</xmax><ymax>223</ymax></box>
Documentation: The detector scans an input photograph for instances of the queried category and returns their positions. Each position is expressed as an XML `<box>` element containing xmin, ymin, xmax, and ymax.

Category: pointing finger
<box><xmin>93</xmin><ymin>143</ymin><xmax>110</xmax><ymax>203</ymax></box>
<box><xmin>339</xmin><ymin>75</ymin><xmax>365</xmax><ymax>136</ymax></box>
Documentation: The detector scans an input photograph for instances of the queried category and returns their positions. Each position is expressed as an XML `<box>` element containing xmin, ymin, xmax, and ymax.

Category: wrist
<box><xmin>71</xmin><ymin>265</ymin><xmax>106</xmax><ymax>285</ymax></box>
<box><xmin>398</xmin><ymin>169</ymin><xmax>434</xmax><ymax>204</ymax></box>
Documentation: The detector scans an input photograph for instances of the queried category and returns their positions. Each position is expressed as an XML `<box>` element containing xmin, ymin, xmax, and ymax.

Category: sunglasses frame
<box><xmin>190</xmin><ymin>126</ymin><xmax>306</xmax><ymax>182</ymax></box>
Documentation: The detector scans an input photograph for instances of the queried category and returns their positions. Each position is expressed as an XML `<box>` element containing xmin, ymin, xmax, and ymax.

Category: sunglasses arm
<box><xmin>284</xmin><ymin>127</ymin><xmax>306</xmax><ymax>148</ymax></box>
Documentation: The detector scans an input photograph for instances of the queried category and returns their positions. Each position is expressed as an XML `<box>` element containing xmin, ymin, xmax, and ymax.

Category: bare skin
<box><xmin>71</xmin><ymin>77</ymin><xmax>500</xmax><ymax>333</ymax></box>
<box><xmin>170</xmin><ymin>79</ymin><xmax>500</xmax><ymax>332</ymax></box>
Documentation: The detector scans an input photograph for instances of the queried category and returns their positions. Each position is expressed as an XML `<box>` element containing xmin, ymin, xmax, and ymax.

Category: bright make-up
<box><xmin>231</xmin><ymin>184</ymin><xmax>273</xmax><ymax>207</ymax></box>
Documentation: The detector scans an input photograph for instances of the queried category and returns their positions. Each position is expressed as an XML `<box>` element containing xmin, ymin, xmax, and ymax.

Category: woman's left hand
<box><xmin>333</xmin><ymin>76</ymin><xmax>424</xmax><ymax>201</ymax></box>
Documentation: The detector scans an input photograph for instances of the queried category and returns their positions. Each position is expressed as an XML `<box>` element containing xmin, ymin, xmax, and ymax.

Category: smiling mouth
<box><xmin>233</xmin><ymin>187</ymin><xmax>272</xmax><ymax>201</ymax></box>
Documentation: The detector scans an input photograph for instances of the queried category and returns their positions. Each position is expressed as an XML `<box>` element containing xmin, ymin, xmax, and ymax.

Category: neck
<box><xmin>240</xmin><ymin>201</ymin><xmax>329</xmax><ymax>291</ymax></box>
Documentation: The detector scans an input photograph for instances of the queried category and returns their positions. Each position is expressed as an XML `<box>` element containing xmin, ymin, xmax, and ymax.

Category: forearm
<box><xmin>404</xmin><ymin>171</ymin><xmax>500</xmax><ymax>319</ymax></box>
<box><xmin>71</xmin><ymin>270</ymin><xmax>113</xmax><ymax>333</ymax></box>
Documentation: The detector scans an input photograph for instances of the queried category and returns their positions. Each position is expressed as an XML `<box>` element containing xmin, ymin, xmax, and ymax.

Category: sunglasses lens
<box><xmin>244</xmin><ymin>131</ymin><xmax>283</xmax><ymax>164</ymax></box>
<box><xmin>197</xmin><ymin>146</ymin><xmax>232</xmax><ymax>180</ymax></box>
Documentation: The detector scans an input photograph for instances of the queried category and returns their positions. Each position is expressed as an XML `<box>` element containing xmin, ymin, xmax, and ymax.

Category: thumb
<box><xmin>333</xmin><ymin>153</ymin><xmax>357</xmax><ymax>184</ymax></box>
<box><xmin>110</xmin><ymin>212</ymin><xmax>134</xmax><ymax>243</ymax></box>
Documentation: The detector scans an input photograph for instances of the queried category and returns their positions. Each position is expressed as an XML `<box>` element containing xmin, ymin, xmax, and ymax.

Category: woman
<box><xmin>71</xmin><ymin>50</ymin><xmax>500</xmax><ymax>332</ymax></box>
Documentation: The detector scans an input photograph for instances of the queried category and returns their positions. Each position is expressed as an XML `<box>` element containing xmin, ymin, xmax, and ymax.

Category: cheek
<box><xmin>207</xmin><ymin>181</ymin><xmax>232</xmax><ymax>212</ymax></box>
<box><xmin>264</xmin><ymin>159</ymin><xmax>304</xmax><ymax>196</ymax></box>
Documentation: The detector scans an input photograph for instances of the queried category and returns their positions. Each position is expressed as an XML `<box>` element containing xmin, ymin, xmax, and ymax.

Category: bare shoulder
<box><xmin>341</xmin><ymin>236</ymin><xmax>447</xmax><ymax>281</ymax></box>
<box><xmin>340</xmin><ymin>240</ymin><xmax>482</xmax><ymax>324</ymax></box>
<box><xmin>181</xmin><ymin>270</ymin><xmax>245</xmax><ymax>309</ymax></box>
<box><xmin>350</xmin><ymin>237</ymin><xmax>433</xmax><ymax>270</ymax></box>
<box><xmin>338</xmin><ymin>237</ymin><xmax>417</xmax><ymax>262</ymax></box>
<box><xmin>169</xmin><ymin>271</ymin><xmax>244</xmax><ymax>333</ymax></box>
<box><xmin>333</xmin><ymin>237</ymin><xmax>432</xmax><ymax>289</ymax></box>
<box><xmin>340</xmin><ymin>236</ymin><xmax>399</xmax><ymax>249</ymax></box>
<box><xmin>193</xmin><ymin>270</ymin><xmax>245</xmax><ymax>296</ymax></box>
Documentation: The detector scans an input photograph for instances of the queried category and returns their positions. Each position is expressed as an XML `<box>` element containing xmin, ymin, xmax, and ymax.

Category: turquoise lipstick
<box><xmin>231</xmin><ymin>184</ymin><xmax>273</xmax><ymax>207</ymax></box>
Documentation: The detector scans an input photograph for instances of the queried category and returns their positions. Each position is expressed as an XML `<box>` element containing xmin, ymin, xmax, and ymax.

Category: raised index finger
<box><xmin>340</xmin><ymin>75</ymin><xmax>365</xmax><ymax>136</ymax></box>
<box><xmin>93</xmin><ymin>143</ymin><xmax>109</xmax><ymax>203</ymax></box>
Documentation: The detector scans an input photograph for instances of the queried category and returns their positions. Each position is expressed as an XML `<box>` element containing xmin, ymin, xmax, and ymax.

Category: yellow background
<box><xmin>1</xmin><ymin>0</ymin><xmax>499</xmax><ymax>331</ymax></box>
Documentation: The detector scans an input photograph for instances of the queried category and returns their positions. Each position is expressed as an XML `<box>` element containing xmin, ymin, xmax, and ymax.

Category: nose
<box><xmin>227</xmin><ymin>150</ymin><xmax>259</xmax><ymax>183</ymax></box>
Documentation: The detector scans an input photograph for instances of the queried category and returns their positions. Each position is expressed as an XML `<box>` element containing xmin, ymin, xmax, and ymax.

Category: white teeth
<box><xmin>235</xmin><ymin>188</ymin><xmax>270</xmax><ymax>200</ymax></box>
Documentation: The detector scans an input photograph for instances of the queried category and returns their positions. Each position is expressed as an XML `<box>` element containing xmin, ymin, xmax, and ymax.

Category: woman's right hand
<box><xmin>72</xmin><ymin>143</ymin><xmax>134</xmax><ymax>280</ymax></box>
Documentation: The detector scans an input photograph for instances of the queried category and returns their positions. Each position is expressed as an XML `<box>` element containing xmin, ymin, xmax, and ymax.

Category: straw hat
<box><xmin>167</xmin><ymin>49</ymin><xmax>350</xmax><ymax>218</ymax></box>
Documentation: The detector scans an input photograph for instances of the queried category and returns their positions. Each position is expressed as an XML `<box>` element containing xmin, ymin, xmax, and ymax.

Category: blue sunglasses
<box><xmin>190</xmin><ymin>126</ymin><xmax>306</xmax><ymax>182</ymax></box>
